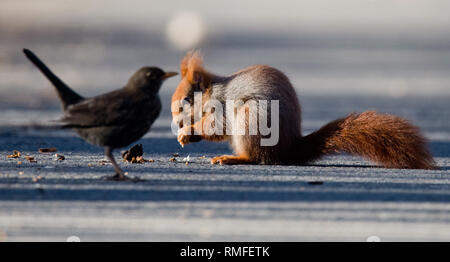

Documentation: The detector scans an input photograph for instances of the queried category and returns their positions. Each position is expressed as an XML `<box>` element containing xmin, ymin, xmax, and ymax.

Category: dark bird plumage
<box><xmin>23</xmin><ymin>48</ymin><xmax>178</xmax><ymax>181</ymax></box>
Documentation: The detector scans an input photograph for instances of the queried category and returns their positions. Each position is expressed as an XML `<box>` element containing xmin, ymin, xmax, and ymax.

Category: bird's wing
<box><xmin>59</xmin><ymin>90</ymin><xmax>141</xmax><ymax>127</ymax></box>
<box><xmin>144</xmin><ymin>95</ymin><xmax>162</xmax><ymax>127</ymax></box>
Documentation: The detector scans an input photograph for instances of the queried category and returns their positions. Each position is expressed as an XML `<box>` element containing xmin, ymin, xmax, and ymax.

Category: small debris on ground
<box><xmin>17</xmin><ymin>161</ymin><xmax>23</xmax><ymax>165</ymax></box>
<box><xmin>122</xmin><ymin>144</ymin><xmax>143</xmax><ymax>163</ymax></box>
<box><xmin>32</xmin><ymin>176</ymin><xmax>43</xmax><ymax>182</ymax></box>
<box><xmin>173</xmin><ymin>153</ymin><xmax>180</xmax><ymax>157</ymax></box>
<box><xmin>169</xmin><ymin>157</ymin><xmax>177</xmax><ymax>162</ymax></box>
<box><xmin>38</xmin><ymin>147</ymin><xmax>57</xmax><ymax>153</ymax></box>
<box><xmin>7</xmin><ymin>150</ymin><xmax>21</xmax><ymax>158</ymax></box>
<box><xmin>182</xmin><ymin>155</ymin><xmax>191</xmax><ymax>162</ymax></box>
<box><xmin>54</xmin><ymin>154</ymin><xmax>65</xmax><ymax>161</ymax></box>
<box><xmin>98</xmin><ymin>160</ymin><xmax>108</xmax><ymax>166</ymax></box>
<box><xmin>25</xmin><ymin>156</ymin><xmax>37</xmax><ymax>163</ymax></box>
<box><xmin>131</xmin><ymin>156</ymin><xmax>146</xmax><ymax>164</ymax></box>
<box><xmin>121</xmin><ymin>144</ymin><xmax>154</xmax><ymax>163</ymax></box>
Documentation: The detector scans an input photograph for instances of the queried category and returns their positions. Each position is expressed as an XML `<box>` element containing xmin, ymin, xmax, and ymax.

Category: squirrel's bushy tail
<box><xmin>296</xmin><ymin>111</ymin><xmax>436</xmax><ymax>169</ymax></box>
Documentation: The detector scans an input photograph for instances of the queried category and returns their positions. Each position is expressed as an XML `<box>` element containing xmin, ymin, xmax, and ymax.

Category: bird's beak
<box><xmin>161</xmin><ymin>71</ymin><xmax>178</xmax><ymax>80</ymax></box>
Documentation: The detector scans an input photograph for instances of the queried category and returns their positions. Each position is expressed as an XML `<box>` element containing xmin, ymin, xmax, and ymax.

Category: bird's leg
<box><xmin>103</xmin><ymin>147</ymin><xmax>140</xmax><ymax>182</ymax></box>
<box><xmin>104</xmin><ymin>147</ymin><xmax>126</xmax><ymax>180</ymax></box>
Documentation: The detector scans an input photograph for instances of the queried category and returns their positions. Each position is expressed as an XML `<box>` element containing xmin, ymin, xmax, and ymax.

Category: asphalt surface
<box><xmin>0</xmin><ymin>96</ymin><xmax>449</xmax><ymax>241</ymax></box>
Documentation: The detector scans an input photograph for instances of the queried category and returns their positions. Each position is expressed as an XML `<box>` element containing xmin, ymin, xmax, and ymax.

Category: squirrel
<box><xmin>171</xmin><ymin>51</ymin><xmax>436</xmax><ymax>169</ymax></box>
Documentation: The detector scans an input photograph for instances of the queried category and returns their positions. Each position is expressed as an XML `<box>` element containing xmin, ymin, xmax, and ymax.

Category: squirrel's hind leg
<box><xmin>211</xmin><ymin>136</ymin><xmax>259</xmax><ymax>165</ymax></box>
<box><xmin>211</xmin><ymin>155</ymin><xmax>256</xmax><ymax>165</ymax></box>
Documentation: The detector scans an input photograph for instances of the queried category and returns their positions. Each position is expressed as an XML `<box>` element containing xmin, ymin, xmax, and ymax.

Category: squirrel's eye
<box><xmin>183</xmin><ymin>97</ymin><xmax>191</xmax><ymax>104</ymax></box>
<box><xmin>146</xmin><ymin>72</ymin><xmax>152</xmax><ymax>78</ymax></box>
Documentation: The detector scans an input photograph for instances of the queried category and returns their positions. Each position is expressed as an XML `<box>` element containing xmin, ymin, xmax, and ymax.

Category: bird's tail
<box><xmin>295</xmin><ymin>111</ymin><xmax>436</xmax><ymax>169</ymax></box>
<box><xmin>23</xmin><ymin>48</ymin><xmax>83</xmax><ymax>109</ymax></box>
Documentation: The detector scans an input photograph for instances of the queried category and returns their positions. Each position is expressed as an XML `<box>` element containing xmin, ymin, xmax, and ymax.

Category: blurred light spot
<box><xmin>166</xmin><ymin>11</ymin><xmax>206</xmax><ymax>50</ymax></box>
<box><xmin>366</xmin><ymin>235</ymin><xmax>381</xmax><ymax>242</ymax></box>
<box><xmin>387</xmin><ymin>79</ymin><xmax>408</xmax><ymax>98</ymax></box>
<box><xmin>66</xmin><ymin>235</ymin><xmax>81</xmax><ymax>242</ymax></box>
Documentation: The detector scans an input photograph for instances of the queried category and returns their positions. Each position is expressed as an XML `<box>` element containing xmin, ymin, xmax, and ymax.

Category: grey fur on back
<box><xmin>210</xmin><ymin>65</ymin><xmax>303</xmax><ymax>163</ymax></box>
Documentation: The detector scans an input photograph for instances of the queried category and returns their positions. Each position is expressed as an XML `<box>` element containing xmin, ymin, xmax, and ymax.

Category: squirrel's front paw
<box><xmin>177</xmin><ymin>133</ymin><xmax>190</xmax><ymax>147</ymax></box>
<box><xmin>177</xmin><ymin>126</ymin><xmax>192</xmax><ymax>147</ymax></box>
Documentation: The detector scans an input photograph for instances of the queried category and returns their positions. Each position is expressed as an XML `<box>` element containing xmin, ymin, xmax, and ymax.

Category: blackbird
<box><xmin>23</xmin><ymin>48</ymin><xmax>177</xmax><ymax>181</ymax></box>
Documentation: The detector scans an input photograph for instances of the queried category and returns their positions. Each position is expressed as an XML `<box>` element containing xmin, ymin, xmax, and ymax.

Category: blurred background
<box><xmin>0</xmin><ymin>0</ymin><xmax>449</xmax><ymax>136</ymax></box>
<box><xmin>2</xmin><ymin>1</ymin><xmax>450</xmax><ymax>242</ymax></box>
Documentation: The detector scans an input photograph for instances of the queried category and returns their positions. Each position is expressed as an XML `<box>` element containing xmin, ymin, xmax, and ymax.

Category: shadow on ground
<box><xmin>1</xmin><ymin>130</ymin><xmax>449</xmax><ymax>203</ymax></box>
<box><xmin>1</xmin><ymin>131</ymin><xmax>449</xmax><ymax>156</ymax></box>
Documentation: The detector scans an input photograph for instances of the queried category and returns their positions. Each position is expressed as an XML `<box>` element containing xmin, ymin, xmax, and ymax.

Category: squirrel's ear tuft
<box><xmin>187</xmin><ymin>50</ymin><xmax>204</xmax><ymax>71</ymax></box>
<box><xmin>180</xmin><ymin>52</ymin><xmax>190</xmax><ymax>77</ymax></box>
<box><xmin>181</xmin><ymin>50</ymin><xmax>204</xmax><ymax>79</ymax></box>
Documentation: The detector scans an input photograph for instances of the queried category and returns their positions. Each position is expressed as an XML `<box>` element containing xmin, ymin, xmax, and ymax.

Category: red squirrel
<box><xmin>171</xmin><ymin>51</ymin><xmax>436</xmax><ymax>169</ymax></box>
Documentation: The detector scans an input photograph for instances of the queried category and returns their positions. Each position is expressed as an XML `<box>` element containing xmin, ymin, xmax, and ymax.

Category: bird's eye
<box><xmin>146</xmin><ymin>72</ymin><xmax>152</xmax><ymax>78</ymax></box>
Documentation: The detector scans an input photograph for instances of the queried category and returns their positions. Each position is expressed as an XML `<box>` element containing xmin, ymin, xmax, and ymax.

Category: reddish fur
<box><xmin>172</xmin><ymin>52</ymin><xmax>436</xmax><ymax>169</ymax></box>
<box><xmin>296</xmin><ymin>111</ymin><xmax>436</xmax><ymax>169</ymax></box>
<box><xmin>182</xmin><ymin>115</ymin><xmax>227</xmax><ymax>142</ymax></box>
<box><xmin>173</xmin><ymin>51</ymin><xmax>225</xmax><ymax>143</ymax></box>
<box><xmin>172</xmin><ymin>51</ymin><xmax>214</xmax><ymax>120</ymax></box>
<box><xmin>179</xmin><ymin>50</ymin><xmax>212</xmax><ymax>87</ymax></box>
<box><xmin>211</xmin><ymin>155</ymin><xmax>255</xmax><ymax>165</ymax></box>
